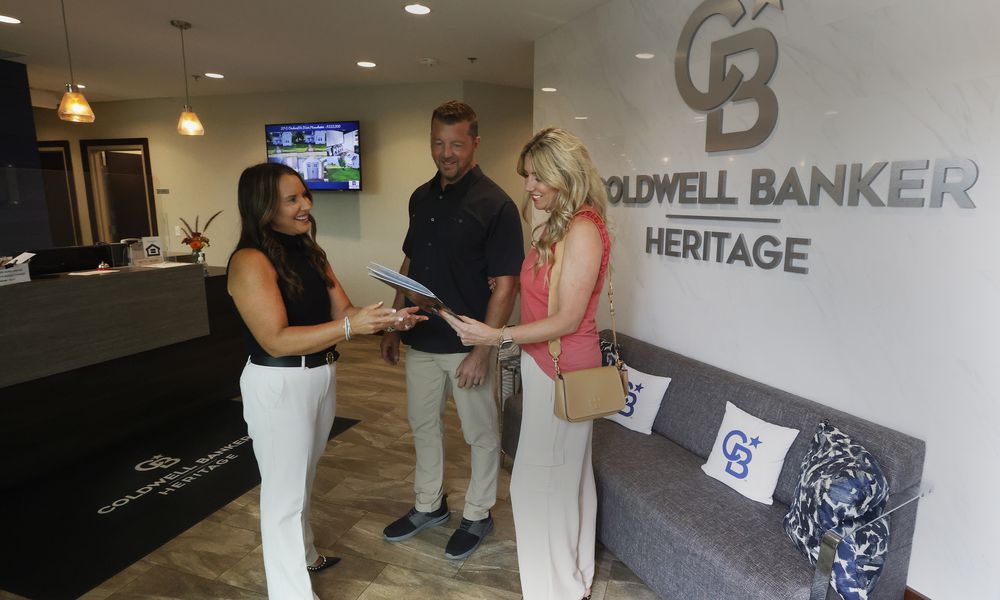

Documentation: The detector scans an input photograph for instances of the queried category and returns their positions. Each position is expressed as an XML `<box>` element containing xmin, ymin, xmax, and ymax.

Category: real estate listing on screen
<box><xmin>264</xmin><ymin>121</ymin><xmax>361</xmax><ymax>191</ymax></box>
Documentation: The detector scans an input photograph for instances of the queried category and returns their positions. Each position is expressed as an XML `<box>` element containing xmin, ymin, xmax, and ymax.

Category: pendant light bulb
<box><xmin>171</xmin><ymin>20</ymin><xmax>204</xmax><ymax>136</ymax></box>
<box><xmin>177</xmin><ymin>105</ymin><xmax>204</xmax><ymax>135</ymax></box>
<box><xmin>58</xmin><ymin>0</ymin><xmax>94</xmax><ymax>123</ymax></box>
<box><xmin>58</xmin><ymin>83</ymin><xmax>95</xmax><ymax>123</ymax></box>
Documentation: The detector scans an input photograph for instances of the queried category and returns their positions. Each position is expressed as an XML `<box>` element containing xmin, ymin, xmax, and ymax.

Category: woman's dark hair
<box><xmin>234</xmin><ymin>162</ymin><xmax>334</xmax><ymax>297</ymax></box>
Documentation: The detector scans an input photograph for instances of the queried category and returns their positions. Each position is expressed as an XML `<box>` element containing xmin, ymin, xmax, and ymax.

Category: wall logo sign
<box><xmin>603</xmin><ymin>0</ymin><xmax>980</xmax><ymax>276</ymax></box>
<box><xmin>676</xmin><ymin>0</ymin><xmax>783</xmax><ymax>152</ymax></box>
<box><xmin>723</xmin><ymin>429</ymin><xmax>761</xmax><ymax>479</ymax></box>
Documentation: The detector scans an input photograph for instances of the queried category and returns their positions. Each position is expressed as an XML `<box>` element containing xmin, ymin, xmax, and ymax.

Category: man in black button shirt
<box><xmin>381</xmin><ymin>101</ymin><xmax>524</xmax><ymax>559</ymax></box>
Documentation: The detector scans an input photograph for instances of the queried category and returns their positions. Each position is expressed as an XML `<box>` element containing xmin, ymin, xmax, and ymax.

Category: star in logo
<box><xmin>634</xmin><ymin>383</ymin><xmax>644</xmax><ymax>393</ymax></box>
<box><xmin>752</xmin><ymin>0</ymin><xmax>784</xmax><ymax>19</ymax></box>
<box><xmin>749</xmin><ymin>436</ymin><xmax>763</xmax><ymax>448</ymax></box>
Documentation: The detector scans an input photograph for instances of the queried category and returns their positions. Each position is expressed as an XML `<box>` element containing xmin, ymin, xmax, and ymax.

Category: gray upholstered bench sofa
<box><xmin>501</xmin><ymin>331</ymin><xmax>925</xmax><ymax>600</ymax></box>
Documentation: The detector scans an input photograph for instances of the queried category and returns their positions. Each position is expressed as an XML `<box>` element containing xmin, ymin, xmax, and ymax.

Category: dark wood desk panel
<box><xmin>0</xmin><ymin>264</ymin><xmax>208</xmax><ymax>388</ymax></box>
<box><xmin>0</xmin><ymin>269</ymin><xmax>244</xmax><ymax>488</ymax></box>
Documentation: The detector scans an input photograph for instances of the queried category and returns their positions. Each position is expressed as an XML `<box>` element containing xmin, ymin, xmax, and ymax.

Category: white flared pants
<box><xmin>240</xmin><ymin>360</ymin><xmax>336</xmax><ymax>600</ymax></box>
<box><xmin>511</xmin><ymin>354</ymin><xmax>597</xmax><ymax>600</ymax></box>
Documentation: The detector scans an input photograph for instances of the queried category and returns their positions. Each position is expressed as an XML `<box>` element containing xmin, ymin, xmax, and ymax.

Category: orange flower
<box><xmin>179</xmin><ymin>211</ymin><xmax>222</xmax><ymax>253</ymax></box>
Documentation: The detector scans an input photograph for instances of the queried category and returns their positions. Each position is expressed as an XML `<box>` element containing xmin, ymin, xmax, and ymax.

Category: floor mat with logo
<box><xmin>0</xmin><ymin>400</ymin><xmax>358</xmax><ymax>600</ymax></box>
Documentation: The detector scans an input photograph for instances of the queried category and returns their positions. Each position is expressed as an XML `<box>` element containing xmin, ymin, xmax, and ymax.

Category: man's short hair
<box><xmin>431</xmin><ymin>100</ymin><xmax>478</xmax><ymax>137</ymax></box>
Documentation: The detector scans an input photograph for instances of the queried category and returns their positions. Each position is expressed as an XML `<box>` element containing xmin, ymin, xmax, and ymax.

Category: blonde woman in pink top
<box><xmin>444</xmin><ymin>127</ymin><xmax>610</xmax><ymax>600</ymax></box>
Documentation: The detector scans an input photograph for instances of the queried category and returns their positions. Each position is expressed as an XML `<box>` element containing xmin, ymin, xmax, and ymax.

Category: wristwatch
<box><xmin>498</xmin><ymin>326</ymin><xmax>514</xmax><ymax>350</ymax></box>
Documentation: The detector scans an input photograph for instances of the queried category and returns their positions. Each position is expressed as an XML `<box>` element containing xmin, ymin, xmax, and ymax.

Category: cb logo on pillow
<box><xmin>619</xmin><ymin>382</ymin><xmax>643</xmax><ymax>417</ymax></box>
<box><xmin>723</xmin><ymin>429</ymin><xmax>762</xmax><ymax>479</ymax></box>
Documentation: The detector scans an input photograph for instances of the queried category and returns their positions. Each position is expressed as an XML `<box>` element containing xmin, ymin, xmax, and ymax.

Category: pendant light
<box><xmin>57</xmin><ymin>0</ymin><xmax>94</xmax><ymax>123</ymax></box>
<box><xmin>171</xmin><ymin>19</ymin><xmax>204</xmax><ymax>136</ymax></box>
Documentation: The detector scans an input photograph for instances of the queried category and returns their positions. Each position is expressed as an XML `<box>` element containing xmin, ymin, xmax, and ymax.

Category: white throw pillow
<box><xmin>701</xmin><ymin>401</ymin><xmax>800</xmax><ymax>505</ymax></box>
<box><xmin>604</xmin><ymin>364</ymin><xmax>671</xmax><ymax>435</ymax></box>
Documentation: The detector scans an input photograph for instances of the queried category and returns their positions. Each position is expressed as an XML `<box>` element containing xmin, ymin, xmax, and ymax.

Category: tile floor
<box><xmin>0</xmin><ymin>337</ymin><xmax>660</xmax><ymax>600</ymax></box>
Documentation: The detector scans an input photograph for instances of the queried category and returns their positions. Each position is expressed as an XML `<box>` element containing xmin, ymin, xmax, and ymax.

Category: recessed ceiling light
<box><xmin>0</xmin><ymin>14</ymin><xmax>21</xmax><ymax>24</ymax></box>
<box><xmin>404</xmin><ymin>4</ymin><xmax>431</xmax><ymax>15</ymax></box>
<box><xmin>635</xmin><ymin>53</ymin><xmax>655</xmax><ymax>59</ymax></box>
<box><xmin>357</xmin><ymin>61</ymin><xmax>377</xmax><ymax>68</ymax></box>
<box><xmin>540</xmin><ymin>87</ymin><xmax>557</xmax><ymax>92</ymax></box>
<box><xmin>824</xmin><ymin>110</ymin><xmax>838</xmax><ymax>116</ymax></box>
<box><xmin>662</xmin><ymin>157</ymin><xmax>670</xmax><ymax>163</ymax></box>
<box><xmin>574</xmin><ymin>116</ymin><xmax>588</xmax><ymax>120</ymax></box>
<box><xmin>204</xmin><ymin>72</ymin><xmax>224</xmax><ymax>79</ymax></box>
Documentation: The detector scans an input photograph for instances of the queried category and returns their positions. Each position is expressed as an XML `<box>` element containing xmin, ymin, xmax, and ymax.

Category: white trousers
<box><xmin>240</xmin><ymin>360</ymin><xmax>337</xmax><ymax>600</ymax></box>
<box><xmin>405</xmin><ymin>348</ymin><xmax>499</xmax><ymax>520</ymax></box>
<box><xmin>511</xmin><ymin>353</ymin><xmax>596</xmax><ymax>600</ymax></box>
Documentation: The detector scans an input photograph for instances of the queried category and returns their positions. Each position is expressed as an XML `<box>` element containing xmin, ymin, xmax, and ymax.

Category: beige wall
<box><xmin>462</xmin><ymin>81</ymin><xmax>534</xmax><ymax>217</ymax></box>
<box><xmin>32</xmin><ymin>81</ymin><xmax>532</xmax><ymax>305</ymax></box>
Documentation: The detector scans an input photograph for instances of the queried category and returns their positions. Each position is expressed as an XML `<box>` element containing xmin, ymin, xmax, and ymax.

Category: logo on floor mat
<box><xmin>134</xmin><ymin>454</ymin><xmax>181</xmax><ymax>471</ymax></box>
<box><xmin>99</xmin><ymin>436</ymin><xmax>250</xmax><ymax>515</ymax></box>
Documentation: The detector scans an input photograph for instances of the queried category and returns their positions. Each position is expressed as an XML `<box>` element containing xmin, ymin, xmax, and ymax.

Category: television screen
<box><xmin>264</xmin><ymin>121</ymin><xmax>362</xmax><ymax>191</ymax></box>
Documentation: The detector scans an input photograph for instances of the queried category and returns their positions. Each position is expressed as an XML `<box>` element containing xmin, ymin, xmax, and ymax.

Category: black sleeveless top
<box><xmin>234</xmin><ymin>230</ymin><xmax>336</xmax><ymax>357</ymax></box>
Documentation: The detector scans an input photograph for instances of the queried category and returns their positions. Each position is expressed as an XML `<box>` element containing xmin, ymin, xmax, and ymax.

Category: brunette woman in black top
<box><xmin>228</xmin><ymin>163</ymin><xmax>423</xmax><ymax>599</ymax></box>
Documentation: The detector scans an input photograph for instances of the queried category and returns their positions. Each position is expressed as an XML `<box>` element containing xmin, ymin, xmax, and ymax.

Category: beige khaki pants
<box><xmin>511</xmin><ymin>353</ymin><xmax>596</xmax><ymax>600</ymax></box>
<box><xmin>405</xmin><ymin>348</ymin><xmax>499</xmax><ymax>521</ymax></box>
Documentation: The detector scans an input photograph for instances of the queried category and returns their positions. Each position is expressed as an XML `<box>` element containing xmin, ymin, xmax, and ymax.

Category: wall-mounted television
<box><xmin>264</xmin><ymin>121</ymin><xmax>361</xmax><ymax>191</ymax></box>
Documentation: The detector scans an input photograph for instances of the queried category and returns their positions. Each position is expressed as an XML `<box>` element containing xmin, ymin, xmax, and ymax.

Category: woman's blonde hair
<box><xmin>517</xmin><ymin>127</ymin><xmax>608</xmax><ymax>269</ymax></box>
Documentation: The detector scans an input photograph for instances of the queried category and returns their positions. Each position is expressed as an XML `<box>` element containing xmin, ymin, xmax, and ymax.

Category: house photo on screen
<box><xmin>264</xmin><ymin>121</ymin><xmax>361</xmax><ymax>191</ymax></box>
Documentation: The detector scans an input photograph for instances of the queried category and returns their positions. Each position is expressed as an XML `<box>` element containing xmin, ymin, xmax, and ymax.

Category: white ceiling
<box><xmin>0</xmin><ymin>0</ymin><xmax>606</xmax><ymax>102</ymax></box>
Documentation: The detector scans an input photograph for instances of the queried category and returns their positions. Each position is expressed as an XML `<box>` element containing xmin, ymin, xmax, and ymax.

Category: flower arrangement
<box><xmin>180</xmin><ymin>210</ymin><xmax>223</xmax><ymax>254</ymax></box>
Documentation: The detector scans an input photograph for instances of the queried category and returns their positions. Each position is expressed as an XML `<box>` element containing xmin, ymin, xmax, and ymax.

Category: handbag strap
<box><xmin>546</xmin><ymin>217</ymin><xmax>620</xmax><ymax>377</ymax></box>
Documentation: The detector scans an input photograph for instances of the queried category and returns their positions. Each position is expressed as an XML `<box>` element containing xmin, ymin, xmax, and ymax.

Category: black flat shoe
<box><xmin>306</xmin><ymin>555</ymin><xmax>341</xmax><ymax>573</ymax></box>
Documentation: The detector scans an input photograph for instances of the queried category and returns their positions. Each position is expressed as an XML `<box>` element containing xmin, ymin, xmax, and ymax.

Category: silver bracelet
<box><xmin>343</xmin><ymin>315</ymin><xmax>352</xmax><ymax>341</ymax></box>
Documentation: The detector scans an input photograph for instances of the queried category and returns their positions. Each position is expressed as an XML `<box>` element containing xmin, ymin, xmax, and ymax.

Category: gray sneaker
<box><xmin>444</xmin><ymin>511</ymin><xmax>493</xmax><ymax>560</ymax></box>
<box><xmin>383</xmin><ymin>496</ymin><xmax>451</xmax><ymax>542</ymax></box>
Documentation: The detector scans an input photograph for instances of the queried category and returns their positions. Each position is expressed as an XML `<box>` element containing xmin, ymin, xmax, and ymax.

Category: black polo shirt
<box><xmin>400</xmin><ymin>165</ymin><xmax>524</xmax><ymax>353</ymax></box>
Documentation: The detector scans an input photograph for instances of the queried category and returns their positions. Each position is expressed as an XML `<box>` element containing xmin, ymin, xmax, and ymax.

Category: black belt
<box><xmin>249</xmin><ymin>349</ymin><xmax>339</xmax><ymax>368</ymax></box>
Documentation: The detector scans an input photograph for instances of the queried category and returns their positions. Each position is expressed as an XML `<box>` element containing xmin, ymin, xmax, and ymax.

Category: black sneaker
<box><xmin>444</xmin><ymin>511</ymin><xmax>493</xmax><ymax>560</ymax></box>
<box><xmin>383</xmin><ymin>495</ymin><xmax>451</xmax><ymax>542</ymax></box>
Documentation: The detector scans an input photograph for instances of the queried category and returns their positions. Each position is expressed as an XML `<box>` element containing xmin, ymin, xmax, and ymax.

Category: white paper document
<box><xmin>142</xmin><ymin>261</ymin><xmax>189</xmax><ymax>269</ymax></box>
<box><xmin>367</xmin><ymin>262</ymin><xmax>456</xmax><ymax>317</ymax></box>
<box><xmin>8</xmin><ymin>252</ymin><xmax>35</xmax><ymax>266</ymax></box>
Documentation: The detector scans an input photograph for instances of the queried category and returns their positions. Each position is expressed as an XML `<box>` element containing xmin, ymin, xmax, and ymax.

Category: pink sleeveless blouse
<box><xmin>519</xmin><ymin>209</ymin><xmax>611</xmax><ymax>380</ymax></box>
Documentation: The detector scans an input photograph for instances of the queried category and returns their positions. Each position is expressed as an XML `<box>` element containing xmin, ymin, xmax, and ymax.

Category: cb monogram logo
<box><xmin>134</xmin><ymin>454</ymin><xmax>181</xmax><ymax>472</ymax></box>
<box><xmin>619</xmin><ymin>382</ymin><xmax>643</xmax><ymax>417</ymax></box>
<box><xmin>722</xmin><ymin>429</ymin><xmax>762</xmax><ymax>479</ymax></box>
<box><xmin>675</xmin><ymin>0</ymin><xmax>783</xmax><ymax>152</ymax></box>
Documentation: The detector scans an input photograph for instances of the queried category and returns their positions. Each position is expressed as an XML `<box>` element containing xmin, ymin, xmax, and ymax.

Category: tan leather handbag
<box><xmin>547</xmin><ymin>239</ymin><xmax>628</xmax><ymax>422</ymax></box>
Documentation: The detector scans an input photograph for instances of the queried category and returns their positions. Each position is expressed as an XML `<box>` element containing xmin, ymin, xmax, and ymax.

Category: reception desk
<box><xmin>0</xmin><ymin>265</ymin><xmax>245</xmax><ymax>487</ymax></box>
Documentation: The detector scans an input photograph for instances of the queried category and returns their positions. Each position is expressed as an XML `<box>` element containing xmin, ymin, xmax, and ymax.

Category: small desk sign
<box><xmin>0</xmin><ymin>263</ymin><xmax>30</xmax><ymax>286</ymax></box>
<box><xmin>137</xmin><ymin>236</ymin><xmax>165</xmax><ymax>266</ymax></box>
